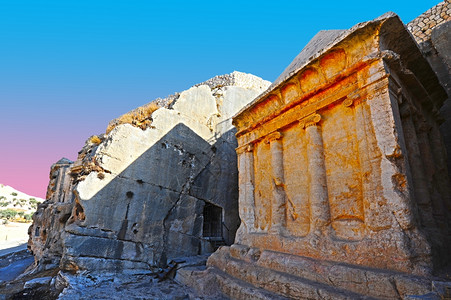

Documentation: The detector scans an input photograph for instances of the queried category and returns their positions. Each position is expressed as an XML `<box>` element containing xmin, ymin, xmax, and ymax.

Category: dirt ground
<box><xmin>0</xmin><ymin>222</ymin><xmax>30</xmax><ymax>250</ymax></box>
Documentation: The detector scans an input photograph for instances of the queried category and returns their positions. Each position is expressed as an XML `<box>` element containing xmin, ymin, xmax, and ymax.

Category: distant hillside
<box><xmin>0</xmin><ymin>184</ymin><xmax>44</xmax><ymax>222</ymax></box>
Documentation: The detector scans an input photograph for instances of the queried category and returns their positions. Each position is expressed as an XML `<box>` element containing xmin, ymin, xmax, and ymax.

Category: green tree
<box><xmin>29</xmin><ymin>198</ymin><xmax>39</xmax><ymax>208</ymax></box>
<box><xmin>0</xmin><ymin>209</ymin><xmax>18</xmax><ymax>220</ymax></box>
<box><xmin>11</xmin><ymin>192</ymin><xmax>17</xmax><ymax>196</ymax></box>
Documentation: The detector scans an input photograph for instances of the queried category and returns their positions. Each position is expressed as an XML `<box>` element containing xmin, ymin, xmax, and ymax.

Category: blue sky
<box><xmin>0</xmin><ymin>0</ymin><xmax>441</xmax><ymax>197</ymax></box>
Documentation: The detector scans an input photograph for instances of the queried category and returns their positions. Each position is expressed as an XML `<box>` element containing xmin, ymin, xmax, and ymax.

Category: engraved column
<box><xmin>265</xmin><ymin>132</ymin><xmax>286</xmax><ymax>232</ymax></box>
<box><xmin>400</xmin><ymin>104</ymin><xmax>436</xmax><ymax>228</ymax></box>
<box><xmin>238</xmin><ymin>144</ymin><xmax>256</xmax><ymax>231</ymax></box>
<box><xmin>348</xmin><ymin>97</ymin><xmax>382</xmax><ymax>232</ymax></box>
<box><xmin>303</xmin><ymin>113</ymin><xmax>330</xmax><ymax>232</ymax></box>
<box><xmin>416</xmin><ymin>119</ymin><xmax>446</xmax><ymax>229</ymax></box>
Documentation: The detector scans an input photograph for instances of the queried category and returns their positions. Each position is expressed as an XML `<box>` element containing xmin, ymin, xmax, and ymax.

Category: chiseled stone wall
<box><xmin>28</xmin><ymin>72</ymin><xmax>271</xmax><ymax>273</ymax></box>
<box><xmin>407</xmin><ymin>1</ymin><xmax>450</xmax><ymax>43</ymax></box>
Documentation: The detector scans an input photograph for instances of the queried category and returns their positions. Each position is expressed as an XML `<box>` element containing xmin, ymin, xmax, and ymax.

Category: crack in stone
<box><xmin>390</xmin><ymin>278</ymin><xmax>402</xmax><ymax>299</ymax></box>
<box><xmin>65</xmin><ymin>254</ymin><xmax>153</xmax><ymax>267</ymax></box>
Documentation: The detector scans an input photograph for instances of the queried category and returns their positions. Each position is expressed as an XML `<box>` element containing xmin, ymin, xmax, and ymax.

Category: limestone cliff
<box><xmin>28</xmin><ymin>71</ymin><xmax>270</xmax><ymax>273</ymax></box>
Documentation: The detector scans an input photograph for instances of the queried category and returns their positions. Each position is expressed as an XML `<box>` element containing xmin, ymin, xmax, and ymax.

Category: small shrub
<box><xmin>89</xmin><ymin>135</ymin><xmax>102</xmax><ymax>145</ymax></box>
<box><xmin>106</xmin><ymin>102</ymin><xmax>161</xmax><ymax>134</ymax></box>
<box><xmin>142</xmin><ymin>102</ymin><xmax>160</xmax><ymax>116</ymax></box>
<box><xmin>11</xmin><ymin>192</ymin><xmax>17</xmax><ymax>196</ymax></box>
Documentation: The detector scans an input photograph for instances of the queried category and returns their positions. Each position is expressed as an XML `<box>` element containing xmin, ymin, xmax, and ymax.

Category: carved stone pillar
<box><xmin>265</xmin><ymin>132</ymin><xmax>286</xmax><ymax>233</ymax></box>
<box><xmin>302</xmin><ymin>113</ymin><xmax>330</xmax><ymax>233</ymax></box>
<box><xmin>428</xmin><ymin>122</ymin><xmax>451</xmax><ymax>227</ymax></box>
<box><xmin>400</xmin><ymin>104</ymin><xmax>436</xmax><ymax>228</ymax></box>
<box><xmin>238</xmin><ymin>144</ymin><xmax>256</xmax><ymax>232</ymax></box>
<box><xmin>416</xmin><ymin>118</ymin><xmax>447</xmax><ymax>228</ymax></box>
<box><xmin>329</xmin><ymin>97</ymin><xmax>367</xmax><ymax>240</ymax></box>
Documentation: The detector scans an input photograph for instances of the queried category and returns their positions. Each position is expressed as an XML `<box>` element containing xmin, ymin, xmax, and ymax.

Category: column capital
<box><xmin>343</xmin><ymin>91</ymin><xmax>360</xmax><ymax>107</ymax></box>
<box><xmin>245</xmin><ymin>144</ymin><xmax>254</xmax><ymax>152</ymax></box>
<box><xmin>264</xmin><ymin>131</ymin><xmax>283</xmax><ymax>144</ymax></box>
<box><xmin>236</xmin><ymin>143</ymin><xmax>255</xmax><ymax>154</ymax></box>
<box><xmin>301</xmin><ymin>113</ymin><xmax>322</xmax><ymax>129</ymax></box>
<box><xmin>399</xmin><ymin>102</ymin><xmax>418</xmax><ymax>118</ymax></box>
<box><xmin>343</xmin><ymin>98</ymin><xmax>354</xmax><ymax>107</ymax></box>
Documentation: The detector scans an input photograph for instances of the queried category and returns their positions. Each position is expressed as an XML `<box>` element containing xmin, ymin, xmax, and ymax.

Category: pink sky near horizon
<box><xmin>0</xmin><ymin>95</ymin><xmax>126</xmax><ymax>198</ymax></box>
<box><xmin>0</xmin><ymin>120</ymin><xmax>96</xmax><ymax>198</ymax></box>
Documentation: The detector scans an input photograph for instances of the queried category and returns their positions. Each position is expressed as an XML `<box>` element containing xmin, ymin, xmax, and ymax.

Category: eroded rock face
<box><xmin>28</xmin><ymin>71</ymin><xmax>270</xmax><ymax>273</ymax></box>
<box><xmin>195</xmin><ymin>13</ymin><xmax>451</xmax><ymax>299</ymax></box>
<box><xmin>29</xmin><ymin>158</ymin><xmax>74</xmax><ymax>269</ymax></box>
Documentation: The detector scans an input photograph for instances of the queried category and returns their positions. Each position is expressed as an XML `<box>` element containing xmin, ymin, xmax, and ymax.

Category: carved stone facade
<box><xmin>187</xmin><ymin>13</ymin><xmax>451</xmax><ymax>299</ymax></box>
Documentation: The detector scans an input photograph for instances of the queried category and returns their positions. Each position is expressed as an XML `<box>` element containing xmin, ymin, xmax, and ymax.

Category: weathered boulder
<box><xmin>28</xmin><ymin>71</ymin><xmax>270</xmax><ymax>273</ymax></box>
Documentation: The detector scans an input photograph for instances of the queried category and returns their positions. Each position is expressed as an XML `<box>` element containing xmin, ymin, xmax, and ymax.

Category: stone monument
<box><xmin>183</xmin><ymin>12</ymin><xmax>451</xmax><ymax>299</ymax></box>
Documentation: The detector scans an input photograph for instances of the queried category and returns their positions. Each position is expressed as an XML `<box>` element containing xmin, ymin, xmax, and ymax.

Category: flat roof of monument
<box><xmin>233</xmin><ymin>12</ymin><xmax>447</xmax><ymax>120</ymax></box>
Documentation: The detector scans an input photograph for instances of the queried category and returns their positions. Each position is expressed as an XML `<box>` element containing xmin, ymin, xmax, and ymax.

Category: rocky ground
<box><xmin>0</xmin><ymin>249</ymin><xmax>215</xmax><ymax>300</ymax></box>
<box><xmin>55</xmin><ymin>272</ymin><xmax>208</xmax><ymax>300</ymax></box>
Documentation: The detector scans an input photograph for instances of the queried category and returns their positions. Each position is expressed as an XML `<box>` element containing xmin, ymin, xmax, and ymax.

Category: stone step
<box><xmin>206</xmin><ymin>246</ymin><xmax>444</xmax><ymax>299</ymax></box>
<box><xmin>208</xmin><ymin>250</ymin><xmax>372</xmax><ymax>299</ymax></box>
<box><xmin>176</xmin><ymin>263</ymin><xmax>289</xmax><ymax>299</ymax></box>
<box><xmin>211</xmin><ymin>268</ymin><xmax>291</xmax><ymax>300</ymax></box>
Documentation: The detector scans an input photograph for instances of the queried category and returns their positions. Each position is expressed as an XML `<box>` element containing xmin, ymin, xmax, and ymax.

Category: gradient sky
<box><xmin>0</xmin><ymin>0</ymin><xmax>440</xmax><ymax>198</ymax></box>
